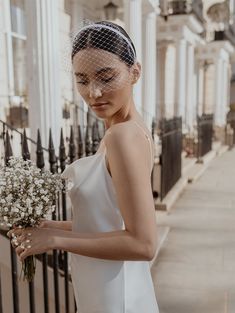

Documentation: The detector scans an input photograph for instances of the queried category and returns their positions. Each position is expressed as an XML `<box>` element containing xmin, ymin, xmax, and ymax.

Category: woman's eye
<box><xmin>77</xmin><ymin>81</ymin><xmax>88</xmax><ymax>85</ymax></box>
<box><xmin>100</xmin><ymin>76</ymin><xmax>115</xmax><ymax>83</ymax></box>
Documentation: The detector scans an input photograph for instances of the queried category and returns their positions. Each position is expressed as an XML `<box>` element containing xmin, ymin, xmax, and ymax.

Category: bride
<box><xmin>8</xmin><ymin>21</ymin><xmax>159</xmax><ymax>313</ymax></box>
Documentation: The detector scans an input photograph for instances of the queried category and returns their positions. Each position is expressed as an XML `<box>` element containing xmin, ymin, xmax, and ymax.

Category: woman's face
<box><xmin>72</xmin><ymin>48</ymin><xmax>139</xmax><ymax>119</ymax></box>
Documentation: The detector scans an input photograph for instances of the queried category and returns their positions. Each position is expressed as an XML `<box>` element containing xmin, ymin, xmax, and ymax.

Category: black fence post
<box><xmin>48</xmin><ymin>130</ymin><xmax>61</xmax><ymax>313</ymax></box>
<box><xmin>21</xmin><ymin>129</ymin><xmax>35</xmax><ymax>313</ymax></box>
<box><xmin>59</xmin><ymin>129</ymin><xmax>70</xmax><ymax>313</ymax></box>
<box><xmin>36</xmin><ymin>129</ymin><xmax>50</xmax><ymax>313</ymax></box>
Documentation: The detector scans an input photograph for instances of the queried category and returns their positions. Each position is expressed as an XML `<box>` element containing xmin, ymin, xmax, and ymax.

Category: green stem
<box><xmin>20</xmin><ymin>255</ymin><xmax>36</xmax><ymax>282</ymax></box>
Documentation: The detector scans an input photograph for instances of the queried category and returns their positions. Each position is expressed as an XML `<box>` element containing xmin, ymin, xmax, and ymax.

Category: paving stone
<box><xmin>154</xmin><ymin>286</ymin><xmax>227</xmax><ymax>313</ymax></box>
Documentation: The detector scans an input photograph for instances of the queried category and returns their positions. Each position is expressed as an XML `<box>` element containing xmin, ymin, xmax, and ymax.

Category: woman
<box><xmin>8</xmin><ymin>21</ymin><xmax>159</xmax><ymax>313</ymax></box>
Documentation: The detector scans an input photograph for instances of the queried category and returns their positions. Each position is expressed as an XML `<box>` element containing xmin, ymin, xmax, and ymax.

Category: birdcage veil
<box><xmin>61</xmin><ymin>20</ymin><xmax>138</xmax><ymax>95</ymax></box>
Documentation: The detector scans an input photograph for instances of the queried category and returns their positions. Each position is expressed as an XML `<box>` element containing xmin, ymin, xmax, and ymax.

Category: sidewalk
<box><xmin>151</xmin><ymin>148</ymin><xmax>235</xmax><ymax>313</ymax></box>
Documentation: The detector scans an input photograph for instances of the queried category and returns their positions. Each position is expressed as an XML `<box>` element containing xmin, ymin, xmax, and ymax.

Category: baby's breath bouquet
<box><xmin>0</xmin><ymin>156</ymin><xmax>63</xmax><ymax>282</ymax></box>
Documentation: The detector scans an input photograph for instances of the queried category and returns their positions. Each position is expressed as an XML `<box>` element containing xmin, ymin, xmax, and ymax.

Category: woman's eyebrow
<box><xmin>74</xmin><ymin>72</ymin><xmax>87</xmax><ymax>77</ymax></box>
<box><xmin>96</xmin><ymin>67</ymin><xmax>115</xmax><ymax>75</ymax></box>
<box><xmin>74</xmin><ymin>68</ymin><xmax>115</xmax><ymax>78</ymax></box>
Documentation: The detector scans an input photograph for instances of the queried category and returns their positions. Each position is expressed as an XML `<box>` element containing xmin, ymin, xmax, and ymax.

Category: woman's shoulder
<box><xmin>105</xmin><ymin>120</ymin><xmax>151</xmax><ymax>143</ymax></box>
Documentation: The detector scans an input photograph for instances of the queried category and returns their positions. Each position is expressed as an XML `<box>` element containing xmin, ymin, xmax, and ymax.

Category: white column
<box><xmin>156</xmin><ymin>43</ymin><xmax>167</xmax><ymax>120</ymax></box>
<box><xmin>221</xmin><ymin>61</ymin><xmax>229</xmax><ymax>125</ymax></box>
<box><xmin>185</xmin><ymin>43</ymin><xmax>195</xmax><ymax>132</ymax></box>
<box><xmin>214</xmin><ymin>57</ymin><xmax>223</xmax><ymax>126</ymax></box>
<box><xmin>3</xmin><ymin>0</ymin><xmax>14</xmax><ymax>96</ymax></box>
<box><xmin>175</xmin><ymin>38</ymin><xmax>187</xmax><ymax>123</ymax></box>
<box><xmin>26</xmin><ymin>0</ymin><xmax>62</xmax><ymax>151</ymax></box>
<box><xmin>165</xmin><ymin>44</ymin><xmax>176</xmax><ymax>119</ymax></box>
<box><xmin>143</xmin><ymin>11</ymin><xmax>156</xmax><ymax>130</ymax></box>
<box><xmin>124</xmin><ymin>0</ymin><xmax>142</xmax><ymax>111</ymax></box>
<box><xmin>70</xmin><ymin>0</ymin><xmax>86</xmax><ymax>131</ymax></box>
<box><xmin>197</xmin><ymin>61</ymin><xmax>205</xmax><ymax>116</ymax></box>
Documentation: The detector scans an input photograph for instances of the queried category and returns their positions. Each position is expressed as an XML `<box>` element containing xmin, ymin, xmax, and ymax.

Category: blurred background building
<box><xmin>0</xmin><ymin>0</ymin><xmax>234</xmax><ymax>148</ymax></box>
<box><xmin>1</xmin><ymin>1</ymin><xmax>235</xmax><ymax>312</ymax></box>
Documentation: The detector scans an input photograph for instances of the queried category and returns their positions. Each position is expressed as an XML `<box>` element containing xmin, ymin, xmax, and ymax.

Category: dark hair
<box><xmin>71</xmin><ymin>21</ymin><xmax>136</xmax><ymax>67</ymax></box>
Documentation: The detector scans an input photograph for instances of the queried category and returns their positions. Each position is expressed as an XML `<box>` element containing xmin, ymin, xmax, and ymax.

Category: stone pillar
<box><xmin>175</xmin><ymin>38</ymin><xmax>187</xmax><ymax>123</ymax></box>
<box><xmin>124</xmin><ymin>0</ymin><xmax>142</xmax><ymax>110</ymax></box>
<box><xmin>185</xmin><ymin>43</ymin><xmax>195</xmax><ymax>132</ymax></box>
<box><xmin>3</xmin><ymin>0</ymin><xmax>14</xmax><ymax>96</ymax></box>
<box><xmin>70</xmin><ymin>0</ymin><xmax>86</xmax><ymax>132</ymax></box>
<box><xmin>25</xmin><ymin>0</ymin><xmax>62</xmax><ymax>150</ymax></box>
<box><xmin>156</xmin><ymin>42</ymin><xmax>167</xmax><ymax>120</ymax></box>
<box><xmin>214</xmin><ymin>57</ymin><xmax>223</xmax><ymax>126</ymax></box>
<box><xmin>221</xmin><ymin>61</ymin><xmax>229</xmax><ymax>125</ymax></box>
<box><xmin>213</xmin><ymin>57</ymin><xmax>224</xmax><ymax>142</ymax></box>
<box><xmin>143</xmin><ymin>11</ymin><xmax>156</xmax><ymax>130</ymax></box>
<box><xmin>203</xmin><ymin>62</ymin><xmax>215</xmax><ymax>114</ymax></box>
<box><xmin>165</xmin><ymin>43</ymin><xmax>176</xmax><ymax>119</ymax></box>
<box><xmin>1</xmin><ymin>0</ymin><xmax>13</xmax><ymax>112</ymax></box>
<box><xmin>197</xmin><ymin>61</ymin><xmax>205</xmax><ymax>116</ymax></box>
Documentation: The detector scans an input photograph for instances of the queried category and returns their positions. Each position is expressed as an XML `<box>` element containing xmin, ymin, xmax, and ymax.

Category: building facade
<box><xmin>0</xmin><ymin>0</ymin><xmax>235</xmax><ymax>154</ymax></box>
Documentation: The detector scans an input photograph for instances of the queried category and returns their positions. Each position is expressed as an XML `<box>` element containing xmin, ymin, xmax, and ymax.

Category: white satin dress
<box><xmin>61</xmin><ymin>121</ymin><xmax>159</xmax><ymax>313</ymax></box>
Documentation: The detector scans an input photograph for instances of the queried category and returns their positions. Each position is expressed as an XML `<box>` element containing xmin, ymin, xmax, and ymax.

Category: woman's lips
<box><xmin>92</xmin><ymin>102</ymin><xmax>109</xmax><ymax>110</ymax></box>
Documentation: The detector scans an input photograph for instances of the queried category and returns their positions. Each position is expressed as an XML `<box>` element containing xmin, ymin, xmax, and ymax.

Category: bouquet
<box><xmin>0</xmin><ymin>156</ymin><xmax>63</xmax><ymax>282</ymax></box>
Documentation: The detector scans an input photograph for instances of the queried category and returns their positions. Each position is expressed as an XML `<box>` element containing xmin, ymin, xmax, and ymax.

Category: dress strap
<box><xmin>132</xmin><ymin>121</ymin><xmax>154</xmax><ymax>169</ymax></box>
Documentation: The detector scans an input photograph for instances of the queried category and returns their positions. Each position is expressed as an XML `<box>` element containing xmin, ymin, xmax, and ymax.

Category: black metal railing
<box><xmin>0</xmin><ymin>116</ymin><xmax>104</xmax><ymax>313</ymax></box>
<box><xmin>159</xmin><ymin>117</ymin><xmax>182</xmax><ymax>200</ymax></box>
<box><xmin>197</xmin><ymin>114</ymin><xmax>213</xmax><ymax>158</ymax></box>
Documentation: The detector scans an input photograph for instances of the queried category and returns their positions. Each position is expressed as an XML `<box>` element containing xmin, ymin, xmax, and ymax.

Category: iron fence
<box><xmin>159</xmin><ymin>117</ymin><xmax>182</xmax><ymax>200</ymax></box>
<box><xmin>197</xmin><ymin>114</ymin><xmax>213</xmax><ymax>158</ymax></box>
<box><xmin>0</xmin><ymin>117</ymin><xmax>105</xmax><ymax>313</ymax></box>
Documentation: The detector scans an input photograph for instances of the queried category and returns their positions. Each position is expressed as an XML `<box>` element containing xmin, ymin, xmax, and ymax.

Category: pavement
<box><xmin>151</xmin><ymin>147</ymin><xmax>235</xmax><ymax>313</ymax></box>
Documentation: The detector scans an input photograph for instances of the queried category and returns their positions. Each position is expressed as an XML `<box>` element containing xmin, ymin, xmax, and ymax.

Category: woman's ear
<box><xmin>131</xmin><ymin>62</ymin><xmax>141</xmax><ymax>85</ymax></box>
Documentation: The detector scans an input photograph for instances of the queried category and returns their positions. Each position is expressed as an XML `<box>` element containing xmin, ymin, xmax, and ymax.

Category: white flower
<box><xmin>26</xmin><ymin>198</ymin><xmax>31</xmax><ymax>207</ymax></box>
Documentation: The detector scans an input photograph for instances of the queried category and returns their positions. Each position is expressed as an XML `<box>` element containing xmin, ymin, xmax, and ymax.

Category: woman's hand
<box><xmin>7</xmin><ymin>227</ymin><xmax>56</xmax><ymax>262</ymax></box>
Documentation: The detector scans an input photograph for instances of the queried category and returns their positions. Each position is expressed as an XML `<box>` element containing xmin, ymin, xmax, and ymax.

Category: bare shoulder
<box><xmin>103</xmin><ymin>120</ymin><xmax>153</xmax><ymax>173</ymax></box>
<box><xmin>104</xmin><ymin>120</ymin><xmax>152</xmax><ymax>147</ymax></box>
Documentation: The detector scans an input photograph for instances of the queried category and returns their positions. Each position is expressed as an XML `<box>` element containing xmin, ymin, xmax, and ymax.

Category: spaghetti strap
<box><xmin>132</xmin><ymin>121</ymin><xmax>154</xmax><ymax>169</ymax></box>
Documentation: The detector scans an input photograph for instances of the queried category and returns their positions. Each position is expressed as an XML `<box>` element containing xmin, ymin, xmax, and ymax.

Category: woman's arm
<box><xmin>9</xmin><ymin>227</ymin><xmax>155</xmax><ymax>262</ymax></box>
<box><xmin>53</xmin><ymin>228</ymin><xmax>154</xmax><ymax>261</ymax></box>
<box><xmin>39</xmin><ymin>220</ymin><xmax>72</xmax><ymax>231</ymax></box>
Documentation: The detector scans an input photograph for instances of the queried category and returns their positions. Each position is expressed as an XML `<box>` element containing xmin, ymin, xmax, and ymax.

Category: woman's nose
<box><xmin>88</xmin><ymin>83</ymin><xmax>102</xmax><ymax>99</ymax></box>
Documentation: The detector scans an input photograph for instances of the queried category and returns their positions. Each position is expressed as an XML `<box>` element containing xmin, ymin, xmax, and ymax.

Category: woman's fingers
<box><xmin>15</xmin><ymin>245</ymin><xmax>25</xmax><ymax>255</ymax></box>
<box><xmin>7</xmin><ymin>228</ymin><xmax>22</xmax><ymax>238</ymax></box>
<box><xmin>7</xmin><ymin>227</ymin><xmax>33</xmax><ymax>239</ymax></box>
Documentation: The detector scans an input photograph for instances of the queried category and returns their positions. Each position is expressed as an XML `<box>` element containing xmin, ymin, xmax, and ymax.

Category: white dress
<box><xmin>61</xmin><ymin>121</ymin><xmax>159</xmax><ymax>313</ymax></box>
